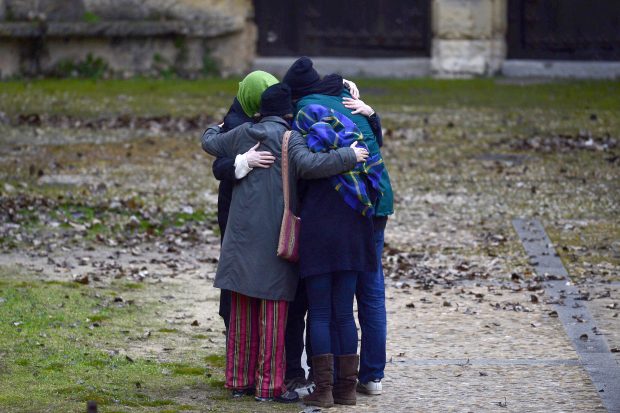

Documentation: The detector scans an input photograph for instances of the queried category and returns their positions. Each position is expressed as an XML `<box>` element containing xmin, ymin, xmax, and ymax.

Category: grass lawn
<box><xmin>0</xmin><ymin>270</ymin><xmax>297</xmax><ymax>413</ymax></box>
<box><xmin>0</xmin><ymin>78</ymin><xmax>618</xmax><ymax>119</ymax></box>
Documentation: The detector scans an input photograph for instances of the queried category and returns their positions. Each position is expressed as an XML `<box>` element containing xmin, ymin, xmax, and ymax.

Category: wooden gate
<box><xmin>254</xmin><ymin>0</ymin><xmax>431</xmax><ymax>57</ymax></box>
<box><xmin>507</xmin><ymin>0</ymin><xmax>620</xmax><ymax>60</ymax></box>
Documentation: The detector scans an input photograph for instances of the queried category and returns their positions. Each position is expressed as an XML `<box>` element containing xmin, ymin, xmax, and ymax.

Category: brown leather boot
<box><xmin>302</xmin><ymin>354</ymin><xmax>334</xmax><ymax>408</ymax></box>
<box><xmin>332</xmin><ymin>354</ymin><xmax>359</xmax><ymax>405</ymax></box>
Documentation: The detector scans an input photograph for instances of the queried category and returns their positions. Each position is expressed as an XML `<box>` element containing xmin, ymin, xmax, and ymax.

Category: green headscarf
<box><xmin>237</xmin><ymin>70</ymin><xmax>279</xmax><ymax>118</ymax></box>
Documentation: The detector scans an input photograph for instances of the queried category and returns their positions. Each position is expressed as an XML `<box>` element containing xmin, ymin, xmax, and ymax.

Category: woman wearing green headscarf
<box><xmin>213</xmin><ymin>70</ymin><xmax>279</xmax><ymax>333</ymax></box>
<box><xmin>237</xmin><ymin>70</ymin><xmax>279</xmax><ymax>117</ymax></box>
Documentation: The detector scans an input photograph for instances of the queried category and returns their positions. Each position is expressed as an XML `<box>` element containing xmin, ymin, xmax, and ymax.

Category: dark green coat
<box><xmin>297</xmin><ymin>92</ymin><xmax>394</xmax><ymax>217</ymax></box>
<box><xmin>201</xmin><ymin>116</ymin><xmax>357</xmax><ymax>301</ymax></box>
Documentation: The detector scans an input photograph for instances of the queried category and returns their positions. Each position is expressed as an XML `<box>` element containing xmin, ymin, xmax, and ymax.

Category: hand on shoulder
<box><xmin>342</xmin><ymin>97</ymin><xmax>375</xmax><ymax>117</ymax></box>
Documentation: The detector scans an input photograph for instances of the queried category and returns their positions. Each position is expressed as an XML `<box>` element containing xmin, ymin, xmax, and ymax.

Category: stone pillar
<box><xmin>431</xmin><ymin>0</ymin><xmax>507</xmax><ymax>77</ymax></box>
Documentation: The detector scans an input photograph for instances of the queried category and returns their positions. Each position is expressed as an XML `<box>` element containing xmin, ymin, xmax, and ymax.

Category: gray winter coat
<box><xmin>201</xmin><ymin>116</ymin><xmax>357</xmax><ymax>301</ymax></box>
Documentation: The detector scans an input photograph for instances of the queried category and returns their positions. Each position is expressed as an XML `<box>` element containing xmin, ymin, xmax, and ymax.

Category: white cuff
<box><xmin>234</xmin><ymin>153</ymin><xmax>253</xmax><ymax>179</ymax></box>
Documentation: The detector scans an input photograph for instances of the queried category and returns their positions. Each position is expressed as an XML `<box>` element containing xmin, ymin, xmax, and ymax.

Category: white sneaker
<box><xmin>357</xmin><ymin>379</ymin><xmax>382</xmax><ymax>395</ymax></box>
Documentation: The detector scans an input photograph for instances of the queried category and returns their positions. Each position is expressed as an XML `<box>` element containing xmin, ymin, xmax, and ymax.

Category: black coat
<box><xmin>212</xmin><ymin>97</ymin><xmax>253</xmax><ymax>238</ymax></box>
<box><xmin>298</xmin><ymin>178</ymin><xmax>377</xmax><ymax>278</ymax></box>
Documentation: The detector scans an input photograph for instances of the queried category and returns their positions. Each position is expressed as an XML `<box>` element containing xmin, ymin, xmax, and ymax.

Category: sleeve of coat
<box><xmin>368</xmin><ymin>113</ymin><xmax>383</xmax><ymax>148</ymax></box>
<box><xmin>200</xmin><ymin>125</ymin><xmax>238</xmax><ymax>158</ymax></box>
<box><xmin>212</xmin><ymin>157</ymin><xmax>237</xmax><ymax>181</ymax></box>
<box><xmin>288</xmin><ymin>131</ymin><xmax>357</xmax><ymax>179</ymax></box>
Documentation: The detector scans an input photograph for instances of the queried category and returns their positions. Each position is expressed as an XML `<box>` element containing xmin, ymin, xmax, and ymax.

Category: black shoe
<box><xmin>275</xmin><ymin>390</ymin><xmax>300</xmax><ymax>403</ymax></box>
<box><xmin>232</xmin><ymin>388</ymin><xmax>254</xmax><ymax>398</ymax></box>
<box><xmin>255</xmin><ymin>390</ymin><xmax>299</xmax><ymax>403</ymax></box>
<box><xmin>285</xmin><ymin>376</ymin><xmax>312</xmax><ymax>391</ymax></box>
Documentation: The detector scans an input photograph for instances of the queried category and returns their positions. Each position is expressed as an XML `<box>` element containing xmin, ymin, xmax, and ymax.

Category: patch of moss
<box><xmin>158</xmin><ymin>328</ymin><xmax>178</xmax><ymax>333</ymax></box>
<box><xmin>88</xmin><ymin>314</ymin><xmax>110</xmax><ymax>322</ymax></box>
<box><xmin>44</xmin><ymin>280</ymin><xmax>82</xmax><ymax>288</ymax></box>
<box><xmin>207</xmin><ymin>378</ymin><xmax>226</xmax><ymax>389</ymax></box>
<box><xmin>52</xmin><ymin>54</ymin><xmax>109</xmax><ymax>79</ymax></box>
<box><xmin>204</xmin><ymin>354</ymin><xmax>225</xmax><ymax>369</ymax></box>
<box><xmin>83</xmin><ymin>11</ymin><xmax>101</xmax><ymax>24</ymax></box>
<box><xmin>0</xmin><ymin>275</ymin><xmax>209</xmax><ymax>412</ymax></box>
<box><xmin>171</xmin><ymin>365</ymin><xmax>206</xmax><ymax>376</ymax></box>
<box><xmin>136</xmin><ymin>398</ymin><xmax>176</xmax><ymax>406</ymax></box>
<box><xmin>121</xmin><ymin>282</ymin><xmax>145</xmax><ymax>290</ymax></box>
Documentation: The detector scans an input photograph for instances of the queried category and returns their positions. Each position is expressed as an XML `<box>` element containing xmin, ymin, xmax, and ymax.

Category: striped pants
<box><xmin>225</xmin><ymin>292</ymin><xmax>288</xmax><ymax>398</ymax></box>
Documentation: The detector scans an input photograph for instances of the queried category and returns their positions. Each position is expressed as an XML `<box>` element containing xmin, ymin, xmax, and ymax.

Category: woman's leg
<box><xmin>304</xmin><ymin>273</ymin><xmax>335</xmax><ymax>407</ymax></box>
<box><xmin>226</xmin><ymin>292</ymin><xmax>259</xmax><ymax>390</ymax></box>
<box><xmin>357</xmin><ymin>227</ymin><xmax>387</xmax><ymax>385</ymax></box>
<box><xmin>331</xmin><ymin>271</ymin><xmax>358</xmax><ymax>355</ymax></box>
<box><xmin>285</xmin><ymin>281</ymin><xmax>308</xmax><ymax>383</ymax></box>
<box><xmin>331</xmin><ymin>271</ymin><xmax>360</xmax><ymax>405</ymax></box>
<box><xmin>305</xmin><ymin>273</ymin><xmax>332</xmax><ymax>355</ymax></box>
<box><xmin>255</xmin><ymin>298</ymin><xmax>289</xmax><ymax>399</ymax></box>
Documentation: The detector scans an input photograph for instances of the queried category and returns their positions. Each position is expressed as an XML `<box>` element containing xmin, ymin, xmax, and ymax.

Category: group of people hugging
<box><xmin>200</xmin><ymin>56</ymin><xmax>394</xmax><ymax>408</ymax></box>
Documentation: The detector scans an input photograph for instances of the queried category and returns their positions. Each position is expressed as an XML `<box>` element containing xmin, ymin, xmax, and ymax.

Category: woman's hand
<box><xmin>245</xmin><ymin>142</ymin><xmax>276</xmax><ymax>168</ymax></box>
<box><xmin>343</xmin><ymin>79</ymin><xmax>360</xmax><ymax>99</ymax></box>
<box><xmin>350</xmin><ymin>141</ymin><xmax>369</xmax><ymax>163</ymax></box>
<box><xmin>342</xmin><ymin>97</ymin><xmax>375</xmax><ymax>117</ymax></box>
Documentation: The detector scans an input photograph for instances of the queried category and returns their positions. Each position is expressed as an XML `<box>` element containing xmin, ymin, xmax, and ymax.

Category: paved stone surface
<box><xmin>5</xmin><ymin>241</ymin><xmax>612</xmax><ymax>412</ymax></box>
<box><xmin>513</xmin><ymin>219</ymin><xmax>620</xmax><ymax>412</ymax></box>
<box><xmin>586</xmin><ymin>286</ymin><xmax>620</xmax><ymax>364</ymax></box>
<box><xmin>299</xmin><ymin>218</ymin><xmax>618</xmax><ymax>412</ymax></box>
<box><xmin>307</xmin><ymin>282</ymin><xmax>609</xmax><ymax>413</ymax></box>
<box><xmin>345</xmin><ymin>364</ymin><xmax>606</xmax><ymax>413</ymax></box>
<box><xmin>386</xmin><ymin>286</ymin><xmax>577</xmax><ymax>361</ymax></box>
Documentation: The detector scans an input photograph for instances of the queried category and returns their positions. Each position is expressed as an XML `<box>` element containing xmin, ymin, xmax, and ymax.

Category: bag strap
<box><xmin>281</xmin><ymin>130</ymin><xmax>292</xmax><ymax>209</ymax></box>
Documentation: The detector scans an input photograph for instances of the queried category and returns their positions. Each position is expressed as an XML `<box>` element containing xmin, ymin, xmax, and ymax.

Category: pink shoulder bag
<box><xmin>277</xmin><ymin>130</ymin><xmax>301</xmax><ymax>262</ymax></box>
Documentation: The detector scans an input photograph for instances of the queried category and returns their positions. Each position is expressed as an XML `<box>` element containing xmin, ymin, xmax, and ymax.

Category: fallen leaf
<box><xmin>73</xmin><ymin>274</ymin><xmax>89</xmax><ymax>284</ymax></box>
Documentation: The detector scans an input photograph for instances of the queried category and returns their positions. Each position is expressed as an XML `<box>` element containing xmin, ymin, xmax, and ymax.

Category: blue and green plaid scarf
<box><xmin>294</xmin><ymin>104</ymin><xmax>384</xmax><ymax>216</ymax></box>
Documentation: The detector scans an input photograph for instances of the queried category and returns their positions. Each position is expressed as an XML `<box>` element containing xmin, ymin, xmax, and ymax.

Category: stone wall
<box><xmin>3</xmin><ymin>0</ymin><xmax>615</xmax><ymax>79</ymax></box>
<box><xmin>0</xmin><ymin>0</ymin><xmax>256</xmax><ymax>78</ymax></box>
<box><xmin>431</xmin><ymin>0</ymin><xmax>507</xmax><ymax>77</ymax></box>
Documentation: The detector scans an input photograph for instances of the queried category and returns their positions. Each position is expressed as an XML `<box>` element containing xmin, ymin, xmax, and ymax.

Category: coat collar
<box><xmin>258</xmin><ymin>116</ymin><xmax>290</xmax><ymax>128</ymax></box>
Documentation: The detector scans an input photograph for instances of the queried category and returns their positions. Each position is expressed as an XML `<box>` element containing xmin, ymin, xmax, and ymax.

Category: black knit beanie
<box><xmin>259</xmin><ymin>83</ymin><xmax>294</xmax><ymax>118</ymax></box>
<box><xmin>282</xmin><ymin>56</ymin><xmax>321</xmax><ymax>99</ymax></box>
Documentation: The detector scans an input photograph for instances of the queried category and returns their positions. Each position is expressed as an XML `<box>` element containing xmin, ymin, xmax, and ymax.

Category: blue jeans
<box><xmin>357</xmin><ymin>228</ymin><xmax>387</xmax><ymax>383</ymax></box>
<box><xmin>305</xmin><ymin>271</ymin><xmax>358</xmax><ymax>356</ymax></box>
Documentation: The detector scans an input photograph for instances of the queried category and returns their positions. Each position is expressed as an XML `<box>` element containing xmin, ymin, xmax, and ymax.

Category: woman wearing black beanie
<box><xmin>283</xmin><ymin>56</ymin><xmax>394</xmax><ymax>407</ymax></box>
